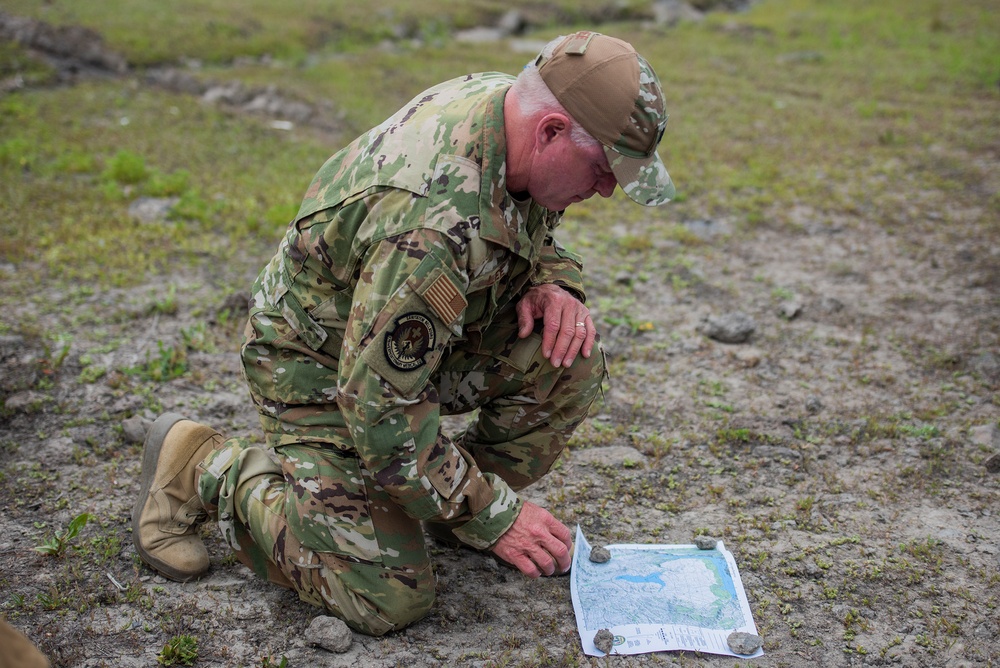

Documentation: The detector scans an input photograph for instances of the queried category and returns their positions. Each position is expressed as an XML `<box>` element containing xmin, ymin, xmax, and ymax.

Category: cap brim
<box><xmin>604</xmin><ymin>146</ymin><xmax>675</xmax><ymax>207</ymax></box>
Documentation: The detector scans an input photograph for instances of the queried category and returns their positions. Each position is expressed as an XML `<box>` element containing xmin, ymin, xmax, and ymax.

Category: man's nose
<box><xmin>596</xmin><ymin>174</ymin><xmax>617</xmax><ymax>198</ymax></box>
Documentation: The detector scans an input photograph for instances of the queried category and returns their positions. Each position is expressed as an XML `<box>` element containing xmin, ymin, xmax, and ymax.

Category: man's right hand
<box><xmin>490</xmin><ymin>501</ymin><xmax>572</xmax><ymax>577</ymax></box>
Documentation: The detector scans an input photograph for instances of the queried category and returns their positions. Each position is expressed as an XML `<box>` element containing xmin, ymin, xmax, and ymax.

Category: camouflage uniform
<box><xmin>197</xmin><ymin>72</ymin><xmax>606</xmax><ymax>635</ymax></box>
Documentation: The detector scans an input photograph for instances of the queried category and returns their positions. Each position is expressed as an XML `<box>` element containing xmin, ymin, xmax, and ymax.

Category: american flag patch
<box><xmin>422</xmin><ymin>274</ymin><xmax>467</xmax><ymax>325</ymax></box>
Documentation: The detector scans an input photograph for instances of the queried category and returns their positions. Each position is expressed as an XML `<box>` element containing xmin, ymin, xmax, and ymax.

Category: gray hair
<box><xmin>511</xmin><ymin>36</ymin><xmax>602</xmax><ymax>150</ymax></box>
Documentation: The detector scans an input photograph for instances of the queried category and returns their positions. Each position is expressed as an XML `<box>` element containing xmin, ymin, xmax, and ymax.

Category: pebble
<box><xmin>694</xmin><ymin>536</ymin><xmax>717</xmax><ymax>550</ymax></box>
<box><xmin>3</xmin><ymin>391</ymin><xmax>45</xmax><ymax>413</ymax></box>
<box><xmin>305</xmin><ymin>616</ymin><xmax>353</xmax><ymax>653</ymax></box>
<box><xmin>727</xmin><ymin>631</ymin><xmax>763</xmax><ymax>655</ymax></box>
<box><xmin>589</xmin><ymin>546</ymin><xmax>611</xmax><ymax>563</ymax></box>
<box><xmin>128</xmin><ymin>197</ymin><xmax>179</xmax><ymax>223</ymax></box>
<box><xmin>0</xmin><ymin>334</ymin><xmax>25</xmax><ymax>351</ymax></box>
<box><xmin>805</xmin><ymin>396</ymin><xmax>824</xmax><ymax>414</ymax></box>
<box><xmin>121</xmin><ymin>415</ymin><xmax>152</xmax><ymax>444</ymax></box>
<box><xmin>700</xmin><ymin>311</ymin><xmax>756</xmax><ymax>344</ymax></box>
<box><xmin>594</xmin><ymin>628</ymin><xmax>614</xmax><ymax>654</ymax></box>
<box><xmin>733</xmin><ymin>347</ymin><xmax>762</xmax><ymax>367</ymax></box>
<box><xmin>777</xmin><ymin>300</ymin><xmax>802</xmax><ymax>320</ymax></box>
<box><xmin>969</xmin><ymin>424</ymin><xmax>998</xmax><ymax>447</ymax></box>
<box><xmin>968</xmin><ymin>351</ymin><xmax>999</xmax><ymax>379</ymax></box>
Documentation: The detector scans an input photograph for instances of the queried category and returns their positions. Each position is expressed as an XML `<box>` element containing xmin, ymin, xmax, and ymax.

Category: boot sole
<box><xmin>131</xmin><ymin>412</ymin><xmax>205</xmax><ymax>583</ymax></box>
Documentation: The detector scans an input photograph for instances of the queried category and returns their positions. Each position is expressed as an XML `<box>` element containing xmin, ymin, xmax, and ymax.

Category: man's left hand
<box><xmin>516</xmin><ymin>284</ymin><xmax>596</xmax><ymax>368</ymax></box>
<box><xmin>490</xmin><ymin>501</ymin><xmax>573</xmax><ymax>577</ymax></box>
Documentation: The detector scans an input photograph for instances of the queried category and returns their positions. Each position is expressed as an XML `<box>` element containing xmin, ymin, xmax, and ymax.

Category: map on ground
<box><xmin>570</xmin><ymin>526</ymin><xmax>763</xmax><ymax>658</ymax></box>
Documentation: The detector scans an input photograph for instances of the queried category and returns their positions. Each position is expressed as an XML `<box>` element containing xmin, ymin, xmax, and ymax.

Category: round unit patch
<box><xmin>384</xmin><ymin>313</ymin><xmax>436</xmax><ymax>371</ymax></box>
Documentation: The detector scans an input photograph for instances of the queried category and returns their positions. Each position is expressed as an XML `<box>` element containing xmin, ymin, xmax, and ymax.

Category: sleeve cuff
<box><xmin>451</xmin><ymin>474</ymin><xmax>523</xmax><ymax>550</ymax></box>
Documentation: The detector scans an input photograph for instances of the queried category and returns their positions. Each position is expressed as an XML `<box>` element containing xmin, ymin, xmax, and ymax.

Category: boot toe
<box><xmin>134</xmin><ymin>532</ymin><xmax>209</xmax><ymax>583</ymax></box>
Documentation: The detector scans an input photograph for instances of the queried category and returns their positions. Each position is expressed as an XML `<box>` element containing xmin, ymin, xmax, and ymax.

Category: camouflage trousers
<box><xmin>196</xmin><ymin>307</ymin><xmax>605</xmax><ymax>636</ymax></box>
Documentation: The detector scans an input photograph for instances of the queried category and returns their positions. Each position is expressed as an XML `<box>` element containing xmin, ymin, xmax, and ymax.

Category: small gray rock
<box><xmin>700</xmin><ymin>312</ymin><xmax>756</xmax><ymax>344</ymax></box>
<box><xmin>777</xmin><ymin>300</ymin><xmax>802</xmax><ymax>320</ymax></box>
<box><xmin>652</xmin><ymin>0</ymin><xmax>705</xmax><ymax>26</ymax></box>
<box><xmin>805</xmin><ymin>396</ymin><xmax>824</xmax><ymax>414</ymax></box>
<box><xmin>694</xmin><ymin>535</ymin><xmax>717</xmax><ymax>550</ymax></box>
<box><xmin>0</xmin><ymin>334</ymin><xmax>25</xmax><ymax>357</ymax></box>
<box><xmin>589</xmin><ymin>546</ymin><xmax>611</xmax><ymax>563</ymax></box>
<box><xmin>121</xmin><ymin>415</ymin><xmax>152</xmax><ymax>444</ymax></box>
<box><xmin>305</xmin><ymin>615</ymin><xmax>353</xmax><ymax>653</ymax></box>
<box><xmin>4</xmin><ymin>391</ymin><xmax>46</xmax><ymax>413</ymax></box>
<box><xmin>985</xmin><ymin>453</ymin><xmax>1000</xmax><ymax>474</ymax></box>
<box><xmin>594</xmin><ymin>628</ymin><xmax>614</xmax><ymax>654</ymax></box>
<box><xmin>968</xmin><ymin>351</ymin><xmax>999</xmax><ymax>380</ymax></box>
<box><xmin>973</xmin><ymin>622</ymin><xmax>996</xmax><ymax>638</ymax></box>
<box><xmin>727</xmin><ymin>631</ymin><xmax>763</xmax><ymax>655</ymax></box>
<box><xmin>496</xmin><ymin>10</ymin><xmax>526</xmax><ymax>36</ymax></box>
<box><xmin>128</xmin><ymin>197</ymin><xmax>179</xmax><ymax>223</ymax></box>
<box><xmin>453</xmin><ymin>27</ymin><xmax>506</xmax><ymax>43</ymax></box>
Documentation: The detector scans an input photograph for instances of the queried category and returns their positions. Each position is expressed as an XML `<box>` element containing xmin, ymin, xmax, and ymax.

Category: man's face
<box><xmin>527</xmin><ymin>128</ymin><xmax>618</xmax><ymax>212</ymax></box>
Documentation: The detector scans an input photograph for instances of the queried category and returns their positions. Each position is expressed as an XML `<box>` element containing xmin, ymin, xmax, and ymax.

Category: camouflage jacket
<box><xmin>250</xmin><ymin>72</ymin><xmax>586</xmax><ymax>549</ymax></box>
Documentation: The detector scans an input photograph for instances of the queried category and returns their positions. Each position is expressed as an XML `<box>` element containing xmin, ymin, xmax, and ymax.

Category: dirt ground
<box><xmin>1</xmin><ymin>8</ymin><xmax>999</xmax><ymax>668</ymax></box>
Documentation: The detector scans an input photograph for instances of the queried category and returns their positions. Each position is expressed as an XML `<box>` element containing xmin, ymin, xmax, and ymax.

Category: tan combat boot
<box><xmin>0</xmin><ymin>619</ymin><xmax>50</xmax><ymax>668</ymax></box>
<box><xmin>131</xmin><ymin>413</ymin><xmax>222</xmax><ymax>582</ymax></box>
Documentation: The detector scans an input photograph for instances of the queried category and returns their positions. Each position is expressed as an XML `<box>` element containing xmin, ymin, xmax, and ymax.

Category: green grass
<box><xmin>0</xmin><ymin>0</ymin><xmax>997</xmax><ymax>339</ymax></box>
<box><xmin>0</xmin><ymin>0</ymin><xmax>653</xmax><ymax>66</ymax></box>
<box><xmin>158</xmin><ymin>634</ymin><xmax>199</xmax><ymax>666</ymax></box>
<box><xmin>0</xmin><ymin>0</ymin><xmax>1000</xmax><ymax>284</ymax></box>
<box><xmin>32</xmin><ymin>512</ymin><xmax>94</xmax><ymax>557</ymax></box>
<box><xmin>0</xmin><ymin>83</ymin><xmax>322</xmax><ymax>290</ymax></box>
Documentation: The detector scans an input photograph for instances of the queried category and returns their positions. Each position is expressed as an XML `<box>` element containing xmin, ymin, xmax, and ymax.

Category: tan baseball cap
<box><xmin>536</xmin><ymin>31</ymin><xmax>675</xmax><ymax>206</ymax></box>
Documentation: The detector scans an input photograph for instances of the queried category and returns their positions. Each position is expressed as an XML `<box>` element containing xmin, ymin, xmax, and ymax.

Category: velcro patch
<box><xmin>564</xmin><ymin>31</ymin><xmax>596</xmax><ymax>55</ymax></box>
<box><xmin>421</xmin><ymin>273</ymin><xmax>467</xmax><ymax>326</ymax></box>
<box><xmin>384</xmin><ymin>313</ymin><xmax>435</xmax><ymax>371</ymax></box>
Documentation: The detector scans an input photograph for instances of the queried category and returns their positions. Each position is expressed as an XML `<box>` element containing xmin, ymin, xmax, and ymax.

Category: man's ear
<box><xmin>535</xmin><ymin>113</ymin><xmax>570</xmax><ymax>149</ymax></box>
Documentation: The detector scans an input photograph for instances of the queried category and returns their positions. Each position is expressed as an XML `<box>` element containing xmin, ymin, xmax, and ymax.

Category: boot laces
<box><xmin>184</xmin><ymin>509</ymin><xmax>209</xmax><ymax>526</ymax></box>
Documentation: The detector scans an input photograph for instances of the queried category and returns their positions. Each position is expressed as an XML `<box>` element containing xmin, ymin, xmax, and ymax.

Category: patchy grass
<box><xmin>0</xmin><ymin>83</ymin><xmax>322</xmax><ymax>292</ymax></box>
<box><xmin>1</xmin><ymin>0</ymin><xmax>654</xmax><ymax>66</ymax></box>
<box><xmin>2</xmin><ymin>0</ymin><xmax>997</xmax><ymax>298</ymax></box>
<box><xmin>1</xmin><ymin>1</ymin><xmax>999</xmax><ymax>666</ymax></box>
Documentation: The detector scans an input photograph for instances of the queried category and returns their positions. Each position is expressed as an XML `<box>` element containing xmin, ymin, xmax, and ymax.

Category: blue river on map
<box><xmin>612</xmin><ymin>553</ymin><xmax>737</xmax><ymax>598</ymax></box>
<box><xmin>617</xmin><ymin>573</ymin><xmax>667</xmax><ymax>585</ymax></box>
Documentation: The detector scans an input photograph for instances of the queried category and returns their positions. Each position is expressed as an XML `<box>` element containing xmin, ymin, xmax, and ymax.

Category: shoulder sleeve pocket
<box><xmin>361</xmin><ymin>254</ymin><xmax>468</xmax><ymax>398</ymax></box>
